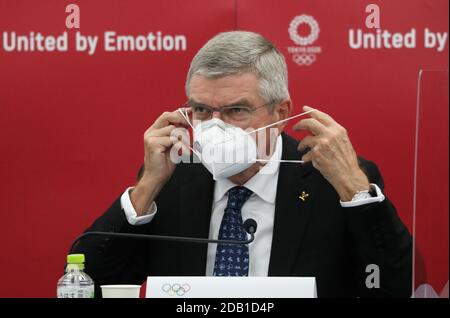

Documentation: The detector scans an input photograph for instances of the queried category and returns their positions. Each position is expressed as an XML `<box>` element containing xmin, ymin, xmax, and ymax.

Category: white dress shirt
<box><xmin>120</xmin><ymin>135</ymin><xmax>385</xmax><ymax>276</ymax></box>
<box><xmin>204</xmin><ymin>135</ymin><xmax>283</xmax><ymax>276</ymax></box>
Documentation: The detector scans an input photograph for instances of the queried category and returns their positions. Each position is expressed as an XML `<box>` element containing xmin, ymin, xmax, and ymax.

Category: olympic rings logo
<box><xmin>161</xmin><ymin>283</ymin><xmax>191</xmax><ymax>296</ymax></box>
<box><xmin>288</xmin><ymin>15</ymin><xmax>320</xmax><ymax>46</ymax></box>
<box><xmin>292</xmin><ymin>54</ymin><xmax>316</xmax><ymax>65</ymax></box>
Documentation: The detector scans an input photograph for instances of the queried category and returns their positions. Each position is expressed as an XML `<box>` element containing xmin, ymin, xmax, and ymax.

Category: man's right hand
<box><xmin>130</xmin><ymin>109</ymin><xmax>190</xmax><ymax>216</ymax></box>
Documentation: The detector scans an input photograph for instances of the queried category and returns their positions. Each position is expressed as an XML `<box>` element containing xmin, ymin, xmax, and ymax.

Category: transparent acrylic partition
<box><xmin>413</xmin><ymin>70</ymin><xmax>449</xmax><ymax>298</ymax></box>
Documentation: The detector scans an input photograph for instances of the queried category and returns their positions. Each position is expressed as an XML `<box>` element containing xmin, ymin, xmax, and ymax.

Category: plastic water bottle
<box><xmin>57</xmin><ymin>254</ymin><xmax>95</xmax><ymax>298</ymax></box>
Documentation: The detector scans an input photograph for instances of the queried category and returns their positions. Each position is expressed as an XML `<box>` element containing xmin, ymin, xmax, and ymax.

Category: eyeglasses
<box><xmin>185</xmin><ymin>100</ymin><xmax>271</xmax><ymax>122</ymax></box>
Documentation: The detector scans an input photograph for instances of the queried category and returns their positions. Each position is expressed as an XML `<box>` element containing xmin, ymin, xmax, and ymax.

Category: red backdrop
<box><xmin>0</xmin><ymin>0</ymin><xmax>448</xmax><ymax>297</ymax></box>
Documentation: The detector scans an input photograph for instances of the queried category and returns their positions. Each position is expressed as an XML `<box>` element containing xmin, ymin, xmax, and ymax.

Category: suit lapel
<box><xmin>178</xmin><ymin>163</ymin><xmax>214</xmax><ymax>275</ymax></box>
<box><xmin>268</xmin><ymin>134</ymin><xmax>317</xmax><ymax>276</ymax></box>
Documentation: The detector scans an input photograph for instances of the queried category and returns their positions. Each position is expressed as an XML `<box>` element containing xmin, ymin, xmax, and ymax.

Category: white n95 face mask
<box><xmin>192</xmin><ymin>118</ymin><xmax>257</xmax><ymax>180</ymax></box>
<box><xmin>177</xmin><ymin>107</ymin><xmax>316</xmax><ymax>180</ymax></box>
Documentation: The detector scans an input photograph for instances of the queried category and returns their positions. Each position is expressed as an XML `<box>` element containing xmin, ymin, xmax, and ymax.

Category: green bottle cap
<box><xmin>67</xmin><ymin>254</ymin><xmax>85</xmax><ymax>264</ymax></box>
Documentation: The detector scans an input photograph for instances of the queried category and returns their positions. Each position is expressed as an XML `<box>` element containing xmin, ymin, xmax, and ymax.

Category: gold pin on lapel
<box><xmin>299</xmin><ymin>191</ymin><xmax>310</xmax><ymax>202</ymax></box>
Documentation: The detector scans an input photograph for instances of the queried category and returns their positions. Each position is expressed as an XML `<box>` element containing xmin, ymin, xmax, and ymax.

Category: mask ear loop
<box><xmin>250</xmin><ymin>108</ymin><xmax>316</xmax><ymax>164</ymax></box>
<box><xmin>178</xmin><ymin>107</ymin><xmax>195</xmax><ymax>130</ymax></box>
<box><xmin>210</xmin><ymin>108</ymin><xmax>317</xmax><ymax>149</ymax></box>
<box><xmin>177</xmin><ymin>108</ymin><xmax>202</xmax><ymax>159</ymax></box>
<box><xmin>255</xmin><ymin>158</ymin><xmax>305</xmax><ymax>163</ymax></box>
<box><xmin>247</xmin><ymin>108</ymin><xmax>316</xmax><ymax>135</ymax></box>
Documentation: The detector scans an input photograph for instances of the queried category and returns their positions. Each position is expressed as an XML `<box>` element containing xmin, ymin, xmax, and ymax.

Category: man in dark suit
<box><xmin>72</xmin><ymin>31</ymin><xmax>412</xmax><ymax>297</ymax></box>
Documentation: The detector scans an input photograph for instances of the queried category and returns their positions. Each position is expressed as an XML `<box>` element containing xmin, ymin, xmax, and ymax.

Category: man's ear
<box><xmin>274</xmin><ymin>99</ymin><xmax>292</xmax><ymax>132</ymax></box>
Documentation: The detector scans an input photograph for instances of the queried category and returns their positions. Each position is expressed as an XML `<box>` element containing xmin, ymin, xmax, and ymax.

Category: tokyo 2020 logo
<box><xmin>287</xmin><ymin>14</ymin><xmax>322</xmax><ymax>66</ymax></box>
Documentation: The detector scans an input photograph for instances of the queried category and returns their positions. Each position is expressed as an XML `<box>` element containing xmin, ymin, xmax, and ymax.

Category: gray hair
<box><xmin>185</xmin><ymin>31</ymin><xmax>290</xmax><ymax>109</ymax></box>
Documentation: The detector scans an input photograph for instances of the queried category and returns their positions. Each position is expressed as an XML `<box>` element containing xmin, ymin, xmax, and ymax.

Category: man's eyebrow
<box><xmin>187</xmin><ymin>98</ymin><xmax>205</xmax><ymax>107</ymax></box>
<box><xmin>224</xmin><ymin>98</ymin><xmax>252</xmax><ymax>107</ymax></box>
<box><xmin>188</xmin><ymin>98</ymin><xmax>252</xmax><ymax>108</ymax></box>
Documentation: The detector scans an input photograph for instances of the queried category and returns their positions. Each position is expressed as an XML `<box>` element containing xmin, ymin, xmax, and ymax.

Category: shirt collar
<box><xmin>213</xmin><ymin>135</ymin><xmax>282</xmax><ymax>204</ymax></box>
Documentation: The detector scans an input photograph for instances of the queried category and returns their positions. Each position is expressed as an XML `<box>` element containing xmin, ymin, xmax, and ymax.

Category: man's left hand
<box><xmin>293</xmin><ymin>106</ymin><xmax>370</xmax><ymax>202</ymax></box>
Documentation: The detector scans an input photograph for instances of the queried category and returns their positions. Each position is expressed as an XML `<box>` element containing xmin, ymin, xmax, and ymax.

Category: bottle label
<box><xmin>57</xmin><ymin>285</ymin><xmax>94</xmax><ymax>298</ymax></box>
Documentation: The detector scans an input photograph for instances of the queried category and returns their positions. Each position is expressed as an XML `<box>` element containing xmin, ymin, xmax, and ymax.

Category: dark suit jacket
<box><xmin>72</xmin><ymin>134</ymin><xmax>412</xmax><ymax>297</ymax></box>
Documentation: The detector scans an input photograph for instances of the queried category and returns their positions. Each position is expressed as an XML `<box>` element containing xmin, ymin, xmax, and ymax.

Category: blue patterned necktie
<box><xmin>213</xmin><ymin>186</ymin><xmax>253</xmax><ymax>276</ymax></box>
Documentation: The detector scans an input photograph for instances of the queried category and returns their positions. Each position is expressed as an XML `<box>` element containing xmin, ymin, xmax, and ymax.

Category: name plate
<box><xmin>146</xmin><ymin>276</ymin><xmax>316</xmax><ymax>298</ymax></box>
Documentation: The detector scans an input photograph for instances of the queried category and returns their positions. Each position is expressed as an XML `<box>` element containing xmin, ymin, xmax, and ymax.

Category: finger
<box><xmin>181</xmin><ymin>107</ymin><xmax>192</xmax><ymax>114</ymax></box>
<box><xmin>177</xmin><ymin>107</ymin><xmax>193</xmax><ymax>124</ymax></box>
<box><xmin>298</xmin><ymin>135</ymin><xmax>319</xmax><ymax>152</ymax></box>
<box><xmin>301</xmin><ymin>145</ymin><xmax>322</xmax><ymax>164</ymax></box>
<box><xmin>303</xmin><ymin>106</ymin><xmax>335</xmax><ymax>127</ymax></box>
<box><xmin>293</xmin><ymin>118</ymin><xmax>326</xmax><ymax>135</ymax></box>
<box><xmin>170</xmin><ymin>126</ymin><xmax>191</xmax><ymax>141</ymax></box>
<box><xmin>180</xmin><ymin>100</ymin><xmax>193</xmax><ymax>112</ymax></box>
<box><xmin>170</xmin><ymin>136</ymin><xmax>192</xmax><ymax>160</ymax></box>
<box><xmin>170</xmin><ymin>136</ymin><xmax>192</xmax><ymax>155</ymax></box>
<box><xmin>301</xmin><ymin>149</ymin><xmax>313</xmax><ymax>162</ymax></box>
<box><xmin>148</xmin><ymin>136</ymin><xmax>173</xmax><ymax>149</ymax></box>
<box><xmin>147</xmin><ymin>125</ymin><xmax>176</xmax><ymax>138</ymax></box>
<box><xmin>152</xmin><ymin>110</ymin><xmax>190</xmax><ymax>130</ymax></box>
